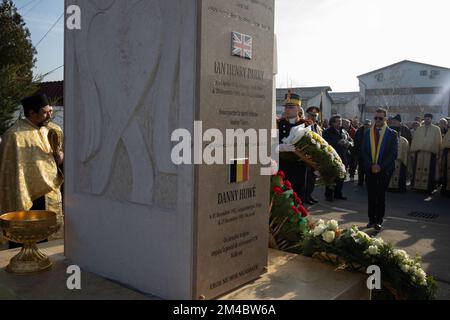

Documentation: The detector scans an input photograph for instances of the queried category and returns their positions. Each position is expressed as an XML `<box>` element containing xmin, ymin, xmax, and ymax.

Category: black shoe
<box><xmin>304</xmin><ymin>200</ymin><xmax>315</xmax><ymax>205</ymax></box>
<box><xmin>325</xmin><ymin>197</ymin><xmax>334</xmax><ymax>202</ymax></box>
<box><xmin>374</xmin><ymin>224</ymin><xmax>383</xmax><ymax>231</ymax></box>
<box><xmin>310</xmin><ymin>197</ymin><xmax>319</xmax><ymax>204</ymax></box>
<box><xmin>366</xmin><ymin>223</ymin><xmax>375</xmax><ymax>229</ymax></box>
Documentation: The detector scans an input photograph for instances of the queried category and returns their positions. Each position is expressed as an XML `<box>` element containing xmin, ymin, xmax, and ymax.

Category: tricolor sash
<box><xmin>370</xmin><ymin>124</ymin><xmax>388</xmax><ymax>165</ymax></box>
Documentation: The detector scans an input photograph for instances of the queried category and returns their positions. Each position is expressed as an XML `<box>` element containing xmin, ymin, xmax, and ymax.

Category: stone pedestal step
<box><xmin>0</xmin><ymin>242</ymin><xmax>368</xmax><ymax>300</ymax></box>
<box><xmin>221</xmin><ymin>249</ymin><xmax>369</xmax><ymax>300</ymax></box>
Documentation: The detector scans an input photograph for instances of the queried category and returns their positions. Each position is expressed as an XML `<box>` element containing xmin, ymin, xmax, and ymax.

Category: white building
<box><xmin>329</xmin><ymin>92</ymin><xmax>360</xmax><ymax>121</ymax></box>
<box><xmin>358</xmin><ymin>60</ymin><xmax>450</xmax><ymax>123</ymax></box>
<box><xmin>276</xmin><ymin>87</ymin><xmax>333</xmax><ymax>120</ymax></box>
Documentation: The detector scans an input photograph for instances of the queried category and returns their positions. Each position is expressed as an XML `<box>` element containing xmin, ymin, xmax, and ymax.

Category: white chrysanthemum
<box><xmin>357</xmin><ymin>231</ymin><xmax>371</xmax><ymax>241</ymax></box>
<box><xmin>416</xmin><ymin>269</ymin><xmax>427</xmax><ymax>279</ymax></box>
<box><xmin>400</xmin><ymin>264</ymin><xmax>410</xmax><ymax>273</ymax></box>
<box><xmin>322</xmin><ymin>231</ymin><xmax>336</xmax><ymax>243</ymax></box>
<box><xmin>367</xmin><ymin>246</ymin><xmax>380</xmax><ymax>256</ymax></box>
<box><xmin>350</xmin><ymin>226</ymin><xmax>359</xmax><ymax>234</ymax></box>
<box><xmin>326</xmin><ymin>220</ymin><xmax>339</xmax><ymax>231</ymax></box>
<box><xmin>371</xmin><ymin>238</ymin><xmax>384</xmax><ymax>247</ymax></box>
<box><xmin>410</xmin><ymin>266</ymin><xmax>420</xmax><ymax>277</ymax></box>
<box><xmin>394</xmin><ymin>249</ymin><xmax>410</xmax><ymax>260</ymax></box>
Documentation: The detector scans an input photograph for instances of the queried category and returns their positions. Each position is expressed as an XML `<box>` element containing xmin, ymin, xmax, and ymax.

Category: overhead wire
<box><xmin>35</xmin><ymin>12</ymin><xmax>64</xmax><ymax>47</ymax></box>
<box><xmin>18</xmin><ymin>0</ymin><xmax>37</xmax><ymax>10</ymax></box>
<box><xmin>42</xmin><ymin>64</ymin><xmax>64</xmax><ymax>79</ymax></box>
<box><xmin>22</xmin><ymin>0</ymin><xmax>43</xmax><ymax>16</ymax></box>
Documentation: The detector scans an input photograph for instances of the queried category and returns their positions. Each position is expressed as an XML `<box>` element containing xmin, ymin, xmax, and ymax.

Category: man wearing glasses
<box><xmin>362</xmin><ymin>108</ymin><xmax>398</xmax><ymax>231</ymax></box>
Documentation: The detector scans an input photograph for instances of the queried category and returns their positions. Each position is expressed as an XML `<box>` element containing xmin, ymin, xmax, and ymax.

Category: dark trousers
<box><xmin>367</xmin><ymin>171</ymin><xmax>392</xmax><ymax>225</ymax></box>
<box><xmin>325</xmin><ymin>179</ymin><xmax>345</xmax><ymax>200</ymax></box>
<box><xmin>305</xmin><ymin>168</ymin><xmax>316</xmax><ymax>201</ymax></box>
<box><xmin>280</xmin><ymin>160</ymin><xmax>307</xmax><ymax>200</ymax></box>
<box><xmin>349</xmin><ymin>151</ymin><xmax>358</xmax><ymax>177</ymax></box>
<box><xmin>397</xmin><ymin>164</ymin><xmax>407</xmax><ymax>193</ymax></box>
<box><xmin>8</xmin><ymin>196</ymin><xmax>47</xmax><ymax>249</ymax></box>
<box><xmin>358</xmin><ymin>159</ymin><xmax>366</xmax><ymax>185</ymax></box>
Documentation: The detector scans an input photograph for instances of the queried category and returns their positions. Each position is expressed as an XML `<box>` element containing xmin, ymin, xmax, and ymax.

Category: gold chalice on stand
<box><xmin>0</xmin><ymin>211</ymin><xmax>60</xmax><ymax>274</ymax></box>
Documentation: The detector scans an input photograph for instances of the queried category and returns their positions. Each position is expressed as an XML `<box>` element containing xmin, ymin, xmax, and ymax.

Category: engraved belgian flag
<box><xmin>229</xmin><ymin>158</ymin><xmax>250</xmax><ymax>184</ymax></box>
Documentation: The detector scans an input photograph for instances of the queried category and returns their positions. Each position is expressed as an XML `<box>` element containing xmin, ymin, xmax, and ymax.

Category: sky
<box><xmin>13</xmin><ymin>0</ymin><xmax>64</xmax><ymax>82</ymax></box>
<box><xmin>12</xmin><ymin>0</ymin><xmax>450</xmax><ymax>92</ymax></box>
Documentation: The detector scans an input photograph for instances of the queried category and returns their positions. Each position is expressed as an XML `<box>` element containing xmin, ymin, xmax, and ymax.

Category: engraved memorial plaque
<box><xmin>194</xmin><ymin>0</ymin><xmax>274</xmax><ymax>299</ymax></box>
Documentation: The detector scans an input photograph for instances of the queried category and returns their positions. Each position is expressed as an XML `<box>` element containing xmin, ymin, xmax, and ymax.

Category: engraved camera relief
<box><xmin>72</xmin><ymin>0</ymin><xmax>185</xmax><ymax>209</ymax></box>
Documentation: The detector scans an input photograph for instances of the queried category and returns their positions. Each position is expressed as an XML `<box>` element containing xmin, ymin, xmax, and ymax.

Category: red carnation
<box><xmin>277</xmin><ymin>171</ymin><xmax>286</xmax><ymax>179</ymax></box>
<box><xmin>298</xmin><ymin>205</ymin><xmax>309</xmax><ymax>217</ymax></box>
<box><xmin>273</xmin><ymin>186</ymin><xmax>284</xmax><ymax>195</ymax></box>
<box><xmin>291</xmin><ymin>206</ymin><xmax>300</xmax><ymax>215</ymax></box>
<box><xmin>294</xmin><ymin>194</ymin><xmax>303</xmax><ymax>205</ymax></box>
<box><xmin>284</xmin><ymin>180</ymin><xmax>293</xmax><ymax>190</ymax></box>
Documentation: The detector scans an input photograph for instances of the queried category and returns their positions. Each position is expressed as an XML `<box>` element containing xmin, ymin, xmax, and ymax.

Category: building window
<box><xmin>430</xmin><ymin>70</ymin><xmax>441</xmax><ymax>78</ymax></box>
<box><xmin>420</xmin><ymin>70</ymin><xmax>428</xmax><ymax>76</ymax></box>
<box><xmin>374</xmin><ymin>73</ymin><xmax>384</xmax><ymax>82</ymax></box>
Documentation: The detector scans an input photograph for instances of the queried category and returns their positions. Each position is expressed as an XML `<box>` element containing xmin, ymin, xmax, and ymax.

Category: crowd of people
<box><xmin>278</xmin><ymin>91</ymin><xmax>450</xmax><ymax>231</ymax></box>
<box><xmin>1</xmin><ymin>92</ymin><xmax>449</xmax><ymax>247</ymax></box>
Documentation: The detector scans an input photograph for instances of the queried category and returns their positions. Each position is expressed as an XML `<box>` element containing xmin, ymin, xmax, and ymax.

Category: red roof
<box><xmin>36</xmin><ymin>81</ymin><xmax>64</xmax><ymax>106</ymax></box>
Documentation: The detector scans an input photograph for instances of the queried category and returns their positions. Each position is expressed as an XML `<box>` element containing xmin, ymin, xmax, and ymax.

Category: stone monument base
<box><xmin>0</xmin><ymin>241</ymin><xmax>368</xmax><ymax>300</ymax></box>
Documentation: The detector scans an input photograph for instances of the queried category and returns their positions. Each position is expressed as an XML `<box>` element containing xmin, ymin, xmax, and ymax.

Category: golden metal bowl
<box><xmin>0</xmin><ymin>211</ymin><xmax>61</xmax><ymax>275</ymax></box>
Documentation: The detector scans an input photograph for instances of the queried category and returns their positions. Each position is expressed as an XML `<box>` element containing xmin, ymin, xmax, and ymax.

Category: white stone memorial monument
<box><xmin>65</xmin><ymin>0</ymin><xmax>274</xmax><ymax>300</ymax></box>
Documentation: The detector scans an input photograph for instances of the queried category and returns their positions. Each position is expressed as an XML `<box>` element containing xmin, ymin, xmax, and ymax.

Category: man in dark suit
<box><xmin>354</xmin><ymin>119</ymin><xmax>372</xmax><ymax>186</ymax></box>
<box><xmin>303</xmin><ymin>106</ymin><xmax>323</xmax><ymax>205</ymax></box>
<box><xmin>362</xmin><ymin>108</ymin><xmax>398</xmax><ymax>231</ymax></box>
<box><xmin>390</xmin><ymin>114</ymin><xmax>412</xmax><ymax>145</ymax></box>
<box><xmin>322</xmin><ymin>115</ymin><xmax>353</xmax><ymax>202</ymax></box>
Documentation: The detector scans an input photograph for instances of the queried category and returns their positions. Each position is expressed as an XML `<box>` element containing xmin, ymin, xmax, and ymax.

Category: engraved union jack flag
<box><xmin>231</xmin><ymin>31</ymin><xmax>252</xmax><ymax>60</ymax></box>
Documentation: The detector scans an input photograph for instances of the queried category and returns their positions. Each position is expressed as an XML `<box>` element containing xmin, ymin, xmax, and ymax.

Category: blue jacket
<box><xmin>362</xmin><ymin>126</ymin><xmax>398</xmax><ymax>174</ymax></box>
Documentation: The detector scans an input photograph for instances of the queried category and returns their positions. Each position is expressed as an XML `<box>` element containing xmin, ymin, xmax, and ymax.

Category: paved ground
<box><xmin>308</xmin><ymin>180</ymin><xmax>450</xmax><ymax>300</ymax></box>
<box><xmin>1</xmin><ymin>180</ymin><xmax>448</xmax><ymax>300</ymax></box>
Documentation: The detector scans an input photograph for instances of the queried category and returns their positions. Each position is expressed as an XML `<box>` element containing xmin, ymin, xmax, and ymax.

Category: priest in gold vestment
<box><xmin>410</xmin><ymin>114</ymin><xmax>442</xmax><ymax>193</ymax></box>
<box><xmin>0</xmin><ymin>95</ymin><xmax>64</xmax><ymax>248</ymax></box>
<box><xmin>441</xmin><ymin>130</ymin><xmax>450</xmax><ymax>196</ymax></box>
<box><xmin>388</xmin><ymin>133</ymin><xmax>410</xmax><ymax>192</ymax></box>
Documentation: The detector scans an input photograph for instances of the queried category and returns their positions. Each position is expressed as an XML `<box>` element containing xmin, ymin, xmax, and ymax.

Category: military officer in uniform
<box><xmin>277</xmin><ymin>91</ymin><xmax>312</xmax><ymax>200</ymax></box>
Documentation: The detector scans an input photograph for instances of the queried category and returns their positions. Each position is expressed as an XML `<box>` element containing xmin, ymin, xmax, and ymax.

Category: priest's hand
<box><xmin>54</xmin><ymin>151</ymin><xmax>64</xmax><ymax>166</ymax></box>
<box><xmin>278</xmin><ymin>144</ymin><xmax>296</xmax><ymax>153</ymax></box>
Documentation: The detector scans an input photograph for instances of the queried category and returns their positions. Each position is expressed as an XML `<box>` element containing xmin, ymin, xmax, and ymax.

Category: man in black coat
<box><xmin>390</xmin><ymin>114</ymin><xmax>412</xmax><ymax>145</ymax></box>
<box><xmin>354</xmin><ymin>119</ymin><xmax>372</xmax><ymax>186</ymax></box>
<box><xmin>362</xmin><ymin>108</ymin><xmax>398</xmax><ymax>231</ymax></box>
<box><xmin>322</xmin><ymin>115</ymin><xmax>353</xmax><ymax>202</ymax></box>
